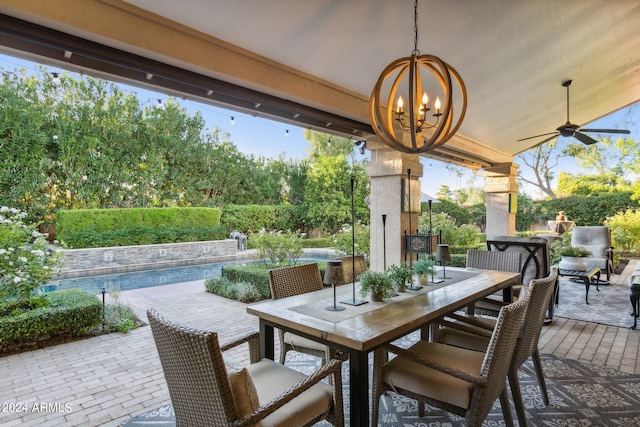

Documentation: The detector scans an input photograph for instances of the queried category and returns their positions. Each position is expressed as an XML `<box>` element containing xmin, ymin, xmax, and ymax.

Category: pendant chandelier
<box><xmin>369</xmin><ymin>0</ymin><xmax>467</xmax><ymax>154</ymax></box>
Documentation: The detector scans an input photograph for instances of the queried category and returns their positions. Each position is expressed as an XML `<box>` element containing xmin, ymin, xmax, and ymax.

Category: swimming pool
<box><xmin>44</xmin><ymin>257</ymin><xmax>329</xmax><ymax>295</ymax></box>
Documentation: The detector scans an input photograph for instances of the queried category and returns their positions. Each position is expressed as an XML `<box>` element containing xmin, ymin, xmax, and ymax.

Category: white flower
<box><xmin>13</xmin><ymin>276</ymin><xmax>22</xmax><ymax>283</ymax></box>
<box><xmin>0</xmin><ymin>249</ymin><xmax>5</xmax><ymax>255</ymax></box>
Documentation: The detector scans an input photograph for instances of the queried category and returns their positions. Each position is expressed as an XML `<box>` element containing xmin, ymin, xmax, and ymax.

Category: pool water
<box><xmin>45</xmin><ymin>257</ymin><xmax>327</xmax><ymax>295</ymax></box>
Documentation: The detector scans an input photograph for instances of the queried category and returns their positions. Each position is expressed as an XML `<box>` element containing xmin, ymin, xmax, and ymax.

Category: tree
<box><xmin>516</xmin><ymin>140</ymin><xmax>562</xmax><ymax>199</ymax></box>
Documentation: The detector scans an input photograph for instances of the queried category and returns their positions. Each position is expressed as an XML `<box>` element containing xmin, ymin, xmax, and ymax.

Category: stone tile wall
<box><xmin>60</xmin><ymin>240</ymin><xmax>238</xmax><ymax>278</ymax></box>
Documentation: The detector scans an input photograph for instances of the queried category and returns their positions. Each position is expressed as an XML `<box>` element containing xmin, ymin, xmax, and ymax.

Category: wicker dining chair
<box><xmin>268</xmin><ymin>263</ymin><xmax>336</xmax><ymax>365</ymax></box>
<box><xmin>147</xmin><ymin>309</ymin><xmax>344</xmax><ymax>427</ymax></box>
<box><xmin>371</xmin><ymin>287</ymin><xmax>529</xmax><ymax>427</ymax></box>
<box><xmin>436</xmin><ymin>268</ymin><xmax>559</xmax><ymax>426</ymax></box>
<box><xmin>466</xmin><ymin>249</ymin><xmax>522</xmax><ymax>315</ymax></box>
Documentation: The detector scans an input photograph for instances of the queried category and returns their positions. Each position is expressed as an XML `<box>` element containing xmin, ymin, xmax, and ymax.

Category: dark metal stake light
<box><xmin>341</xmin><ymin>176</ymin><xmax>367</xmax><ymax>306</ymax></box>
<box><xmin>101</xmin><ymin>287</ymin><xmax>107</xmax><ymax>330</ymax></box>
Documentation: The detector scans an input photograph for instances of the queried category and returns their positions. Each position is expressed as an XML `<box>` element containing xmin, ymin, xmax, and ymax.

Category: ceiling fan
<box><xmin>518</xmin><ymin>79</ymin><xmax>630</xmax><ymax>146</ymax></box>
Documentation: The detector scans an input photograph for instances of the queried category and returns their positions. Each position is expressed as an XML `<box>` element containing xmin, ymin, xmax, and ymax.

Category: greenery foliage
<box><xmin>418</xmin><ymin>212</ymin><xmax>478</xmax><ymax>254</ymax></box>
<box><xmin>251</xmin><ymin>229</ymin><xmax>304</xmax><ymax>268</ymax></box>
<box><xmin>331</xmin><ymin>222</ymin><xmax>370</xmax><ymax>257</ymax></box>
<box><xmin>0</xmin><ymin>289</ymin><xmax>101</xmax><ymax>350</ymax></box>
<box><xmin>221</xmin><ymin>204</ymin><xmax>299</xmax><ymax>234</ymax></box>
<box><xmin>219</xmin><ymin>265</ymin><xmax>272</xmax><ymax>299</ymax></box>
<box><xmin>412</xmin><ymin>258</ymin><xmax>435</xmax><ymax>276</ymax></box>
<box><xmin>358</xmin><ymin>270</ymin><xmax>395</xmax><ymax>300</ymax></box>
<box><xmin>0</xmin><ymin>69</ymin><xmax>368</xmax><ymax>234</ymax></box>
<box><xmin>205</xmin><ymin>277</ymin><xmax>264</xmax><ymax>303</ymax></box>
<box><xmin>0</xmin><ymin>207</ymin><xmax>63</xmax><ymax>302</ymax></box>
<box><xmin>386</xmin><ymin>264</ymin><xmax>414</xmax><ymax>291</ymax></box>
<box><xmin>605</xmin><ymin>209</ymin><xmax>640</xmax><ymax>254</ymax></box>
<box><xmin>538</xmin><ymin>192</ymin><xmax>638</xmax><ymax>226</ymax></box>
<box><xmin>60</xmin><ymin>224</ymin><xmax>228</xmax><ymax>248</ymax></box>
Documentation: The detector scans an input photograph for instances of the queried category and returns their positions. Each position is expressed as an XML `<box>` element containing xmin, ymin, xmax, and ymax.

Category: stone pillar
<box><xmin>484</xmin><ymin>164</ymin><xmax>519</xmax><ymax>239</ymax></box>
<box><xmin>366</xmin><ymin>137</ymin><xmax>423</xmax><ymax>272</ymax></box>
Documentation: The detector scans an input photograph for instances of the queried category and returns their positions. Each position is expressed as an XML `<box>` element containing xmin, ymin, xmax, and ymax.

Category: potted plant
<box><xmin>386</xmin><ymin>264</ymin><xmax>413</xmax><ymax>292</ymax></box>
<box><xmin>413</xmin><ymin>258</ymin><xmax>435</xmax><ymax>285</ymax></box>
<box><xmin>557</xmin><ymin>246</ymin><xmax>592</xmax><ymax>271</ymax></box>
<box><xmin>358</xmin><ymin>270</ymin><xmax>395</xmax><ymax>302</ymax></box>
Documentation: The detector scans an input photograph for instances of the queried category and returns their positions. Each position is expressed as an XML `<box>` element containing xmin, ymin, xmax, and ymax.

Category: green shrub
<box><xmin>419</xmin><ymin>212</ymin><xmax>478</xmax><ymax>254</ymax></box>
<box><xmin>56</xmin><ymin>207</ymin><xmax>222</xmax><ymax>244</ymax></box>
<box><xmin>0</xmin><ymin>289</ymin><xmax>101</xmax><ymax>350</ymax></box>
<box><xmin>605</xmin><ymin>208</ymin><xmax>640</xmax><ymax>254</ymax></box>
<box><xmin>221</xmin><ymin>266</ymin><xmax>272</xmax><ymax>299</ymax></box>
<box><xmin>1</xmin><ymin>207</ymin><xmax>64</xmax><ymax>302</ymax></box>
<box><xmin>251</xmin><ymin>229</ymin><xmax>304</xmax><ymax>268</ymax></box>
<box><xmin>332</xmin><ymin>222</ymin><xmax>370</xmax><ymax>257</ymax></box>
<box><xmin>301</xmin><ymin>237</ymin><xmax>333</xmax><ymax>248</ymax></box>
<box><xmin>62</xmin><ymin>224</ymin><xmax>227</xmax><ymax>248</ymax></box>
<box><xmin>205</xmin><ymin>277</ymin><xmax>263</xmax><ymax>303</ymax></box>
<box><xmin>103</xmin><ymin>292</ymin><xmax>142</xmax><ymax>333</ymax></box>
<box><xmin>221</xmin><ymin>204</ymin><xmax>299</xmax><ymax>234</ymax></box>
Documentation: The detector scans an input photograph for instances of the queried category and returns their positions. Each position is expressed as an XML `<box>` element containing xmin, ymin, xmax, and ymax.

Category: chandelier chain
<box><xmin>413</xmin><ymin>0</ymin><xmax>420</xmax><ymax>56</ymax></box>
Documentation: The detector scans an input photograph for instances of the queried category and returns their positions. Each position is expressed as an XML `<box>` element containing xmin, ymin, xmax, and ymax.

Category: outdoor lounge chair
<box><xmin>147</xmin><ymin>308</ymin><xmax>344</xmax><ymax>426</ymax></box>
<box><xmin>571</xmin><ymin>225</ymin><xmax>614</xmax><ymax>282</ymax></box>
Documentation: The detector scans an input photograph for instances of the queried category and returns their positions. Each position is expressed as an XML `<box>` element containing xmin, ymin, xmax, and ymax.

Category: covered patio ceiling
<box><xmin>1</xmin><ymin>0</ymin><xmax>638</xmax><ymax>172</ymax></box>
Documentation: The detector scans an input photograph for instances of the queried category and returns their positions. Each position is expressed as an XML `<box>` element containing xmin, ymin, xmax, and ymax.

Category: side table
<box><xmin>558</xmin><ymin>267</ymin><xmax>601</xmax><ymax>304</ymax></box>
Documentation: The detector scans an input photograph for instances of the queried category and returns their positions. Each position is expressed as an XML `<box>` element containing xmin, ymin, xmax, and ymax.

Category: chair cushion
<box><xmin>383</xmin><ymin>341</ymin><xmax>485</xmax><ymax>409</ymax></box>
<box><xmin>439</xmin><ymin>318</ymin><xmax>495</xmax><ymax>352</ymax></box>
<box><xmin>284</xmin><ymin>332</ymin><xmax>328</xmax><ymax>352</ymax></box>
<box><xmin>248</xmin><ymin>359</ymin><xmax>334</xmax><ymax>427</ymax></box>
<box><xmin>228</xmin><ymin>367</ymin><xmax>260</xmax><ymax>424</ymax></box>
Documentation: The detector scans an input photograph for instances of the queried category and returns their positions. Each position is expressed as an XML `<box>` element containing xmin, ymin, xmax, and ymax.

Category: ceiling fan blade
<box><xmin>517</xmin><ymin>131</ymin><xmax>559</xmax><ymax>142</ymax></box>
<box><xmin>580</xmin><ymin>128</ymin><xmax>631</xmax><ymax>134</ymax></box>
<box><xmin>573</xmin><ymin>131</ymin><xmax>598</xmax><ymax>145</ymax></box>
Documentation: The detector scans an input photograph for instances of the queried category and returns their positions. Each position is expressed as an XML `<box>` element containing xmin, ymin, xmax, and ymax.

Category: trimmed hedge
<box><xmin>55</xmin><ymin>207</ymin><xmax>223</xmax><ymax>248</ymax></box>
<box><xmin>56</xmin><ymin>207</ymin><xmax>222</xmax><ymax>241</ymax></box>
<box><xmin>218</xmin><ymin>262</ymin><xmax>327</xmax><ymax>301</ymax></box>
<box><xmin>0</xmin><ymin>289</ymin><xmax>102</xmax><ymax>350</ymax></box>
<box><xmin>61</xmin><ymin>224</ymin><xmax>228</xmax><ymax>248</ymax></box>
<box><xmin>221</xmin><ymin>204</ymin><xmax>300</xmax><ymax>234</ymax></box>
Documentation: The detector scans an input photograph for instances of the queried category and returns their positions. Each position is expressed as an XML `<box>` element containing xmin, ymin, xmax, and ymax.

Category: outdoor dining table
<box><xmin>246</xmin><ymin>267</ymin><xmax>521</xmax><ymax>426</ymax></box>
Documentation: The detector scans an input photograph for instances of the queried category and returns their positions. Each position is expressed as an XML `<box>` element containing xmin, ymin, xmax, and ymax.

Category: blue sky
<box><xmin>1</xmin><ymin>53</ymin><xmax>637</xmax><ymax>199</ymax></box>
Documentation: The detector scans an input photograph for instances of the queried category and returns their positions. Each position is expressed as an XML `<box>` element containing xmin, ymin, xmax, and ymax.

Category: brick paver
<box><xmin>1</xmin><ymin>260</ymin><xmax>638</xmax><ymax>426</ymax></box>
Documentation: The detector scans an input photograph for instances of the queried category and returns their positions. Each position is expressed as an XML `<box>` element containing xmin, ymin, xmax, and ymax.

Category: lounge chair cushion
<box><xmin>248</xmin><ymin>359</ymin><xmax>334</xmax><ymax>427</ymax></box>
<box><xmin>382</xmin><ymin>341</ymin><xmax>485</xmax><ymax>409</ymax></box>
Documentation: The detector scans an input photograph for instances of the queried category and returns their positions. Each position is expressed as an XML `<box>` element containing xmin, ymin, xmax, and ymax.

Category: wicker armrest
<box><xmin>234</xmin><ymin>357</ymin><xmax>344</xmax><ymax>426</ymax></box>
<box><xmin>384</xmin><ymin>343</ymin><xmax>486</xmax><ymax>386</ymax></box>
<box><xmin>435</xmin><ymin>317</ymin><xmax>493</xmax><ymax>338</ymax></box>
<box><xmin>220</xmin><ymin>332</ymin><xmax>260</xmax><ymax>364</ymax></box>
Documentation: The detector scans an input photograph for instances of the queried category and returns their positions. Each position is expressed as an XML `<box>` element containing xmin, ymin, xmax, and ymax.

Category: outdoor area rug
<box><xmin>123</xmin><ymin>350</ymin><xmax>640</xmax><ymax>426</ymax></box>
<box><xmin>553</xmin><ymin>276</ymin><xmax>634</xmax><ymax>329</ymax></box>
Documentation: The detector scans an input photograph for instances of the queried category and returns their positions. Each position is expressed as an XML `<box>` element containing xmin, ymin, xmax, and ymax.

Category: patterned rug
<box><xmin>553</xmin><ymin>276</ymin><xmax>634</xmax><ymax>329</ymax></box>
<box><xmin>124</xmin><ymin>349</ymin><xmax>640</xmax><ymax>426</ymax></box>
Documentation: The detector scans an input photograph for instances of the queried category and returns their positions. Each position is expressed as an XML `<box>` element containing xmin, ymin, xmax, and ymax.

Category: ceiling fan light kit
<box><xmin>518</xmin><ymin>79</ymin><xmax>630</xmax><ymax>146</ymax></box>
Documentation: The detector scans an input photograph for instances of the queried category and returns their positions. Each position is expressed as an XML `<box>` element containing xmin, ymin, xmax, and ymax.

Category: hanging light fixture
<box><xmin>369</xmin><ymin>0</ymin><xmax>467</xmax><ymax>154</ymax></box>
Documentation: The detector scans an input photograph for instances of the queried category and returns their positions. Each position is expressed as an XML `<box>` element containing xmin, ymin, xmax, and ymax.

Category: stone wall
<box><xmin>60</xmin><ymin>240</ymin><xmax>238</xmax><ymax>278</ymax></box>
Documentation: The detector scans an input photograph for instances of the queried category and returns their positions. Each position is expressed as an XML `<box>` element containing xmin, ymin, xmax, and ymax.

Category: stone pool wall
<box><xmin>60</xmin><ymin>240</ymin><xmax>238</xmax><ymax>278</ymax></box>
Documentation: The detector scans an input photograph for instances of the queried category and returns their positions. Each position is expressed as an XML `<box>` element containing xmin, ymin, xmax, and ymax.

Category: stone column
<box><xmin>366</xmin><ymin>137</ymin><xmax>423</xmax><ymax>272</ymax></box>
<box><xmin>484</xmin><ymin>164</ymin><xmax>519</xmax><ymax>239</ymax></box>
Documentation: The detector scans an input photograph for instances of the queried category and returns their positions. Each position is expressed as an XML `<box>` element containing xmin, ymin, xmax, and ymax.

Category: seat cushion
<box><xmin>383</xmin><ymin>341</ymin><xmax>485</xmax><ymax>409</ymax></box>
<box><xmin>248</xmin><ymin>359</ymin><xmax>333</xmax><ymax>427</ymax></box>
<box><xmin>228</xmin><ymin>367</ymin><xmax>259</xmax><ymax>425</ymax></box>
<box><xmin>439</xmin><ymin>318</ymin><xmax>495</xmax><ymax>352</ymax></box>
<box><xmin>284</xmin><ymin>332</ymin><xmax>328</xmax><ymax>352</ymax></box>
